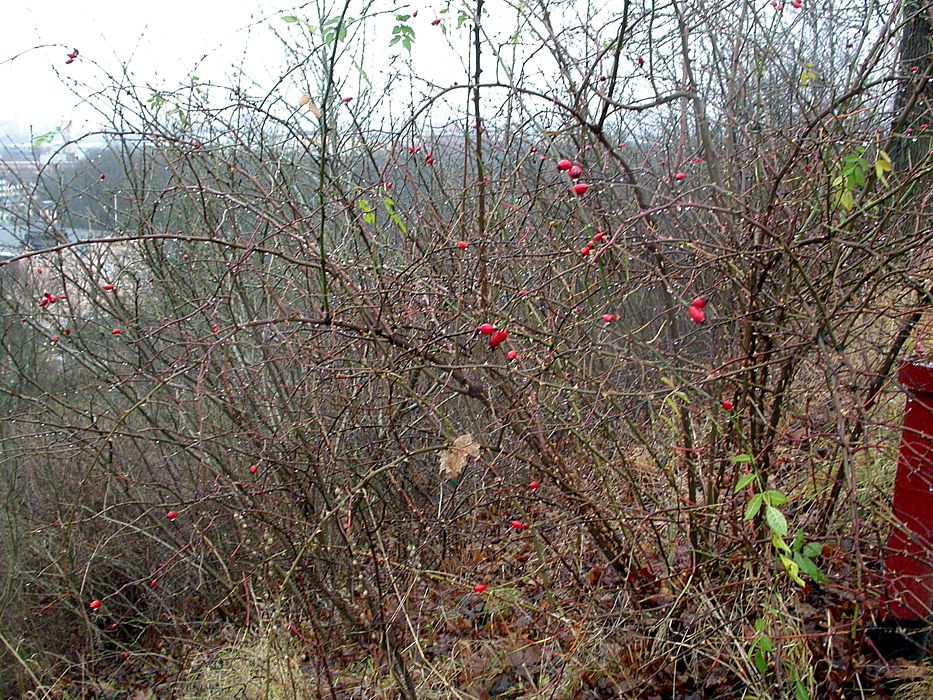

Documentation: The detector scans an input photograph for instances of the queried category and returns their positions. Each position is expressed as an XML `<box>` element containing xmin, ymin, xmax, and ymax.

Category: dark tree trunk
<box><xmin>889</xmin><ymin>0</ymin><xmax>933</xmax><ymax>169</ymax></box>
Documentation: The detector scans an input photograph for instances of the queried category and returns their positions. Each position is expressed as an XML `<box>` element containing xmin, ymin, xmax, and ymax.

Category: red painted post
<box><xmin>880</xmin><ymin>361</ymin><xmax>933</xmax><ymax>626</ymax></box>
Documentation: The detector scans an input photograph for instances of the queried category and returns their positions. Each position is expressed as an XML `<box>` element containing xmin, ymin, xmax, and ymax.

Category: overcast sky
<box><xmin>1</xmin><ymin>1</ymin><xmax>260</xmax><ymax>132</ymax></box>
<box><xmin>0</xmin><ymin>1</ymin><xmax>488</xmax><ymax>140</ymax></box>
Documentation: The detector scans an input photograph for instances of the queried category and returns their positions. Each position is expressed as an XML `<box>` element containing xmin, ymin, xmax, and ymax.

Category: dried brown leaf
<box><xmin>298</xmin><ymin>94</ymin><xmax>320</xmax><ymax>118</ymax></box>
<box><xmin>439</xmin><ymin>433</ymin><xmax>480</xmax><ymax>480</ymax></box>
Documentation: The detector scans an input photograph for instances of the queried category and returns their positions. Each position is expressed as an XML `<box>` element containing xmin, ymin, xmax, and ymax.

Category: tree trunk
<box><xmin>889</xmin><ymin>0</ymin><xmax>932</xmax><ymax>169</ymax></box>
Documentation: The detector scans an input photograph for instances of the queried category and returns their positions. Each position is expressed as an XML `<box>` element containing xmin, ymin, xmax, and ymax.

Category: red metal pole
<box><xmin>881</xmin><ymin>361</ymin><xmax>933</xmax><ymax>625</ymax></box>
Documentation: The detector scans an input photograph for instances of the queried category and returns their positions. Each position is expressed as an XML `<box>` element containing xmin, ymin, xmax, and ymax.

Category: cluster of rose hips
<box><xmin>688</xmin><ymin>297</ymin><xmax>707</xmax><ymax>324</ymax></box>
<box><xmin>580</xmin><ymin>229</ymin><xmax>606</xmax><ymax>257</ymax></box>
<box><xmin>557</xmin><ymin>158</ymin><xmax>589</xmax><ymax>196</ymax></box>
<box><xmin>37</xmin><ymin>291</ymin><xmax>60</xmax><ymax>307</ymax></box>
<box><xmin>476</xmin><ymin>323</ymin><xmax>516</xmax><ymax>359</ymax></box>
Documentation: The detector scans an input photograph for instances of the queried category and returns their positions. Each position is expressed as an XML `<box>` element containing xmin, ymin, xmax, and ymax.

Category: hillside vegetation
<box><xmin>1</xmin><ymin>1</ymin><xmax>931</xmax><ymax>697</ymax></box>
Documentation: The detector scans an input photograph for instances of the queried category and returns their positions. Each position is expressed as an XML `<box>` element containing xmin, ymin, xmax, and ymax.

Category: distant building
<box><xmin>0</xmin><ymin>220</ymin><xmax>104</xmax><ymax>260</ymax></box>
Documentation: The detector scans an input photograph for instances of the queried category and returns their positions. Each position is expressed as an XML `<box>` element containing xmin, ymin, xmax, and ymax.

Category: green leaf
<box><xmin>765</xmin><ymin>490</ymin><xmax>788</xmax><ymax>507</ymax></box>
<box><xmin>794</xmin><ymin>680</ymin><xmax>810</xmax><ymax>700</ymax></box>
<box><xmin>780</xmin><ymin>554</ymin><xmax>805</xmax><ymax>586</ymax></box>
<box><xmin>849</xmin><ymin>167</ymin><xmax>865</xmax><ymax>188</ymax></box>
<box><xmin>802</xmin><ymin>541</ymin><xmax>823</xmax><ymax>559</ymax></box>
<box><xmin>383</xmin><ymin>196</ymin><xmax>408</xmax><ymax>233</ymax></box>
<box><xmin>730</xmin><ymin>453</ymin><xmax>754</xmax><ymax>464</ymax></box>
<box><xmin>734</xmin><ymin>473</ymin><xmax>756</xmax><ymax>494</ymax></box>
<box><xmin>836</xmin><ymin>189</ymin><xmax>854</xmax><ymax>211</ymax></box>
<box><xmin>800</xmin><ymin>66</ymin><xmax>817</xmax><ymax>85</ymax></box>
<box><xmin>359</xmin><ymin>199</ymin><xmax>375</xmax><ymax>224</ymax></box>
<box><xmin>751</xmin><ymin>647</ymin><xmax>767</xmax><ymax>675</ymax></box>
<box><xmin>765</xmin><ymin>505</ymin><xmax>788</xmax><ymax>537</ymax></box>
<box><xmin>794</xmin><ymin>553</ymin><xmax>826</xmax><ymax>583</ymax></box>
<box><xmin>172</xmin><ymin>106</ymin><xmax>189</xmax><ymax>126</ymax></box>
<box><xmin>744</xmin><ymin>493</ymin><xmax>764</xmax><ymax>521</ymax></box>
<box><xmin>772</xmin><ymin>535</ymin><xmax>791</xmax><ymax>554</ymax></box>
<box><xmin>31</xmin><ymin>130</ymin><xmax>57</xmax><ymax>148</ymax></box>
<box><xmin>663</xmin><ymin>395</ymin><xmax>682</xmax><ymax>418</ymax></box>
<box><xmin>281</xmin><ymin>15</ymin><xmax>299</xmax><ymax>22</ymax></box>
<box><xmin>875</xmin><ymin>150</ymin><xmax>893</xmax><ymax>187</ymax></box>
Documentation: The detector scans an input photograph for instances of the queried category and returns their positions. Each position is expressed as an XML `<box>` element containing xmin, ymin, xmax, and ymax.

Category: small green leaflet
<box><xmin>322</xmin><ymin>16</ymin><xmax>350</xmax><ymax>44</ymax></box>
<box><xmin>794</xmin><ymin>552</ymin><xmax>827</xmax><ymax>583</ymax></box>
<box><xmin>358</xmin><ymin>199</ymin><xmax>376</xmax><ymax>225</ymax></box>
<box><xmin>733</xmin><ymin>473</ymin><xmax>756</xmax><ymax>493</ymax></box>
<box><xmin>148</xmin><ymin>92</ymin><xmax>167</xmax><ymax>109</ymax></box>
<box><xmin>744</xmin><ymin>493</ymin><xmax>763</xmax><ymax>521</ymax></box>
<box><xmin>765</xmin><ymin>505</ymin><xmax>788</xmax><ymax>536</ymax></box>
<box><xmin>875</xmin><ymin>150</ymin><xmax>893</xmax><ymax>187</ymax></box>
<box><xmin>383</xmin><ymin>196</ymin><xmax>407</xmax><ymax>233</ymax></box>
<box><xmin>772</xmin><ymin>534</ymin><xmax>791</xmax><ymax>555</ymax></box>
<box><xmin>32</xmin><ymin>130</ymin><xmax>58</xmax><ymax>148</ymax></box>
<box><xmin>802</xmin><ymin>541</ymin><xmax>823</xmax><ymax>558</ymax></box>
<box><xmin>780</xmin><ymin>554</ymin><xmax>805</xmax><ymax>586</ymax></box>
<box><xmin>764</xmin><ymin>490</ymin><xmax>788</xmax><ymax>506</ymax></box>
<box><xmin>390</xmin><ymin>22</ymin><xmax>416</xmax><ymax>51</ymax></box>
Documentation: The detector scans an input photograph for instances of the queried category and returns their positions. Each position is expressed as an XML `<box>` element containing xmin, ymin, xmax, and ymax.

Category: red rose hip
<box><xmin>489</xmin><ymin>329</ymin><xmax>509</xmax><ymax>348</ymax></box>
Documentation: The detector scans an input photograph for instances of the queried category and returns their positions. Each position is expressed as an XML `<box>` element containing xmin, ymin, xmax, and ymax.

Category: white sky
<box><xmin>0</xmin><ymin>1</ymin><xmax>488</xmax><ymax>139</ymax></box>
<box><xmin>1</xmin><ymin>1</ymin><xmax>263</xmax><ymax>131</ymax></box>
